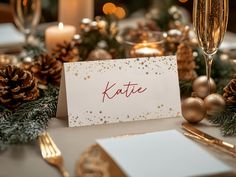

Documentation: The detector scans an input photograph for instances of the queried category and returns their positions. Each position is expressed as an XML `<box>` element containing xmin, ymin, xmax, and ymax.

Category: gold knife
<box><xmin>182</xmin><ymin>122</ymin><xmax>236</xmax><ymax>155</ymax></box>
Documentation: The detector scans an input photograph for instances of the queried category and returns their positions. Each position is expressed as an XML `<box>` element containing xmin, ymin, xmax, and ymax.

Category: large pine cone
<box><xmin>52</xmin><ymin>41</ymin><xmax>80</xmax><ymax>63</ymax></box>
<box><xmin>223</xmin><ymin>74</ymin><xmax>236</xmax><ymax>105</ymax></box>
<box><xmin>29</xmin><ymin>54</ymin><xmax>62</xmax><ymax>86</ymax></box>
<box><xmin>0</xmin><ymin>65</ymin><xmax>39</xmax><ymax>108</ymax></box>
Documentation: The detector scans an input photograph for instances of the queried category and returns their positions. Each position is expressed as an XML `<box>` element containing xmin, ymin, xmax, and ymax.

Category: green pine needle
<box><xmin>0</xmin><ymin>86</ymin><xmax>59</xmax><ymax>151</ymax></box>
<box><xmin>179</xmin><ymin>80</ymin><xmax>192</xmax><ymax>97</ymax></box>
<box><xmin>210</xmin><ymin>105</ymin><xmax>236</xmax><ymax>136</ymax></box>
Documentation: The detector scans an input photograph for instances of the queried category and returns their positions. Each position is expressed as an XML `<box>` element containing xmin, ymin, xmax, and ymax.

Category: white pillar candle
<box><xmin>59</xmin><ymin>0</ymin><xmax>94</xmax><ymax>31</ymax></box>
<box><xmin>45</xmin><ymin>23</ymin><xmax>76</xmax><ymax>52</ymax></box>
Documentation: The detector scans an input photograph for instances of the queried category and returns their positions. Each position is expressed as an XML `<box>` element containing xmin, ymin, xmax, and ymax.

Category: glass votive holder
<box><xmin>124</xmin><ymin>31</ymin><xmax>166</xmax><ymax>58</ymax></box>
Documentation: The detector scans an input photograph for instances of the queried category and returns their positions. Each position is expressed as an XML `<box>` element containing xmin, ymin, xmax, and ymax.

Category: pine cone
<box><xmin>52</xmin><ymin>41</ymin><xmax>80</xmax><ymax>63</ymax></box>
<box><xmin>223</xmin><ymin>74</ymin><xmax>236</xmax><ymax>105</ymax></box>
<box><xmin>0</xmin><ymin>65</ymin><xmax>39</xmax><ymax>108</ymax></box>
<box><xmin>177</xmin><ymin>43</ymin><xmax>197</xmax><ymax>80</ymax></box>
<box><xmin>30</xmin><ymin>54</ymin><xmax>62</xmax><ymax>86</ymax></box>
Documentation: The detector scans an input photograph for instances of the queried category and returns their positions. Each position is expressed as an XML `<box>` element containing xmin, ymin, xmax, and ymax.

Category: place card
<box><xmin>56</xmin><ymin>56</ymin><xmax>181</xmax><ymax>127</ymax></box>
<box><xmin>97</xmin><ymin>130</ymin><xmax>232</xmax><ymax>177</ymax></box>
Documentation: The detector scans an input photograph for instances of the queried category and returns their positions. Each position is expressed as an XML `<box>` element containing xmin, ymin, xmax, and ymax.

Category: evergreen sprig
<box><xmin>194</xmin><ymin>50</ymin><xmax>236</xmax><ymax>93</ymax></box>
<box><xmin>210</xmin><ymin>105</ymin><xmax>236</xmax><ymax>136</ymax></box>
<box><xmin>179</xmin><ymin>80</ymin><xmax>192</xmax><ymax>97</ymax></box>
<box><xmin>0</xmin><ymin>86</ymin><xmax>59</xmax><ymax>151</ymax></box>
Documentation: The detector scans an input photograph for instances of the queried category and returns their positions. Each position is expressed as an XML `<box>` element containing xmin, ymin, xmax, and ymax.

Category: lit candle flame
<box><xmin>58</xmin><ymin>22</ymin><xmax>64</xmax><ymax>30</ymax></box>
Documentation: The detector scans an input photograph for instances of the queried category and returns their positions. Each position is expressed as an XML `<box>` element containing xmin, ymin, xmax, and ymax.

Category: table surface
<box><xmin>0</xmin><ymin>22</ymin><xmax>236</xmax><ymax>177</ymax></box>
<box><xmin>0</xmin><ymin>117</ymin><xmax>236</xmax><ymax>177</ymax></box>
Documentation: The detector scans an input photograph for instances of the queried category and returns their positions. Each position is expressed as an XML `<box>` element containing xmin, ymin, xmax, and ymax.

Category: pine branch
<box><xmin>179</xmin><ymin>80</ymin><xmax>192</xmax><ymax>97</ymax></box>
<box><xmin>0</xmin><ymin>86</ymin><xmax>59</xmax><ymax>151</ymax></box>
<box><xmin>222</xmin><ymin>116</ymin><xmax>236</xmax><ymax>136</ymax></box>
<box><xmin>210</xmin><ymin>105</ymin><xmax>236</xmax><ymax>136</ymax></box>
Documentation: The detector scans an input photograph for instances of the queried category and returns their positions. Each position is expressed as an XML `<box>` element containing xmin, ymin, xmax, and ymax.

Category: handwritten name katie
<box><xmin>102</xmin><ymin>81</ymin><xmax>147</xmax><ymax>103</ymax></box>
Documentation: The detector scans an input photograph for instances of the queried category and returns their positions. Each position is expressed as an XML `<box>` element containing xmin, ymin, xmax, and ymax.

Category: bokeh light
<box><xmin>103</xmin><ymin>2</ymin><xmax>126</xmax><ymax>19</ymax></box>
<box><xmin>103</xmin><ymin>2</ymin><xmax>117</xmax><ymax>15</ymax></box>
<box><xmin>115</xmin><ymin>7</ymin><xmax>126</xmax><ymax>19</ymax></box>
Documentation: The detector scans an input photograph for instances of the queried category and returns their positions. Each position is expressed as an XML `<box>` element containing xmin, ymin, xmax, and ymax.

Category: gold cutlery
<box><xmin>182</xmin><ymin>122</ymin><xmax>236</xmax><ymax>158</ymax></box>
<box><xmin>38</xmin><ymin>132</ymin><xmax>70</xmax><ymax>177</ymax></box>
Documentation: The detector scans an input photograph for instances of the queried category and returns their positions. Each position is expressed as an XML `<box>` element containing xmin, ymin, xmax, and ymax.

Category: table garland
<box><xmin>0</xmin><ymin>11</ymin><xmax>236</xmax><ymax>151</ymax></box>
<box><xmin>0</xmin><ymin>86</ymin><xmax>58</xmax><ymax>151</ymax></box>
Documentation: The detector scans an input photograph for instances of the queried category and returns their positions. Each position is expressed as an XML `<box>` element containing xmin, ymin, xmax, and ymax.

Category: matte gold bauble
<box><xmin>87</xmin><ymin>49</ymin><xmax>112</xmax><ymax>61</ymax></box>
<box><xmin>204</xmin><ymin>93</ymin><xmax>225</xmax><ymax>116</ymax></box>
<box><xmin>192</xmin><ymin>76</ymin><xmax>216</xmax><ymax>99</ymax></box>
<box><xmin>181</xmin><ymin>97</ymin><xmax>206</xmax><ymax>123</ymax></box>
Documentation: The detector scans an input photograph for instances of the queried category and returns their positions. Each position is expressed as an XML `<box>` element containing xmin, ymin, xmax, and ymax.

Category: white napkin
<box><xmin>220</xmin><ymin>32</ymin><xmax>236</xmax><ymax>49</ymax></box>
<box><xmin>97</xmin><ymin>130</ymin><xmax>231</xmax><ymax>177</ymax></box>
<box><xmin>0</xmin><ymin>23</ymin><xmax>24</xmax><ymax>51</ymax></box>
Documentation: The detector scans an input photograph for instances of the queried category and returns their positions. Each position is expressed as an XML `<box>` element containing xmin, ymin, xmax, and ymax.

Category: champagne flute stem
<box><xmin>205</xmin><ymin>54</ymin><xmax>213</xmax><ymax>95</ymax></box>
<box><xmin>25</xmin><ymin>33</ymin><xmax>30</xmax><ymax>47</ymax></box>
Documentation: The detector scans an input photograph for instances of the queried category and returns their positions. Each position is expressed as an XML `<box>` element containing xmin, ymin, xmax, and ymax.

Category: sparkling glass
<box><xmin>193</xmin><ymin>0</ymin><xmax>229</xmax><ymax>95</ymax></box>
<box><xmin>11</xmin><ymin>0</ymin><xmax>41</xmax><ymax>59</ymax></box>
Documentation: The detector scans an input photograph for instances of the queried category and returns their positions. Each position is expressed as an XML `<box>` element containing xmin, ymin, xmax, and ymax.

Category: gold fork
<box><xmin>38</xmin><ymin>132</ymin><xmax>70</xmax><ymax>177</ymax></box>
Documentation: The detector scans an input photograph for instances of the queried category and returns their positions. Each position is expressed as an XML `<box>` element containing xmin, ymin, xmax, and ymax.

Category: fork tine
<box><xmin>43</xmin><ymin>134</ymin><xmax>56</xmax><ymax>157</ymax></box>
<box><xmin>44</xmin><ymin>133</ymin><xmax>61</xmax><ymax>156</ymax></box>
<box><xmin>38</xmin><ymin>132</ymin><xmax>70</xmax><ymax>177</ymax></box>
<box><xmin>38</xmin><ymin>135</ymin><xmax>47</xmax><ymax>158</ymax></box>
<box><xmin>41</xmin><ymin>134</ymin><xmax>53</xmax><ymax>158</ymax></box>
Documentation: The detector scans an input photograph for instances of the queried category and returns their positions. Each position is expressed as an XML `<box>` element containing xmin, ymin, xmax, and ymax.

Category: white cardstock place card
<box><xmin>56</xmin><ymin>56</ymin><xmax>181</xmax><ymax>127</ymax></box>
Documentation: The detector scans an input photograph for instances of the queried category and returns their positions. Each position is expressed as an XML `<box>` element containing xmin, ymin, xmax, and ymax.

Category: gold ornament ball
<box><xmin>204</xmin><ymin>93</ymin><xmax>225</xmax><ymax>116</ymax></box>
<box><xmin>90</xmin><ymin>21</ymin><xmax>98</xmax><ymax>30</ymax></box>
<box><xmin>192</xmin><ymin>76</ymin><xmax>216</xmax><ymax>99</ymax></box>
<box><xmin>181</xmin><ymin>97</ymin><xmax>206</xmax><ymax>123</ymax></box>
<box><xmin>97</xmin><ymin>20</ymin><xmax>108</xmax><ymax>31</ymax></box>
<box><xmin>166</xmin><ymin>29</ymin><xmax>182</xmax><ymax>43</ymax></box>
<box><xmin>87</xmin><ymin>49</ymin><xmax>112</xmax><ymax>61</ymax></box>
<box><xmin>80</xmin><ymin>18</ymin><xmax>92</xmax><ymax>32</ymax></box>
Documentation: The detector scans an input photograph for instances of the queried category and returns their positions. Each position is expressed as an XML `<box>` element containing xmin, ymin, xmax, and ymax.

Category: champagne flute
<box><xmin>11</xmin><ymin>0</ymin><xmax>41</xmax><ymax>59</ymax></box>
<box><xmin>193</xmin><ymin>0</ymin><xmax>228</xmax><ymax>96</ymax></box>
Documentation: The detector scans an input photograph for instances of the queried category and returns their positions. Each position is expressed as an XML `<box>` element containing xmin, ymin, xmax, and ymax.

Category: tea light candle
<box><xmin>45</xmin><ymin>23</ymin><xmax>76</xmax><ymax>52</ymax></box>
<box><xmin>130</xmin><ymin>42</ymin><xmax>163</xmax><ymax>58</ymax></box>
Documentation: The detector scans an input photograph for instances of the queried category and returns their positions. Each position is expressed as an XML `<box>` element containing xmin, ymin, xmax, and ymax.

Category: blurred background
<box><xmin>1</xmin><ymin>0</ymin><xmax>236</xmax><ymax>32</ymax></box>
